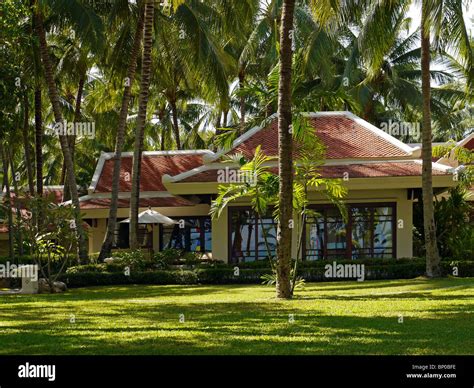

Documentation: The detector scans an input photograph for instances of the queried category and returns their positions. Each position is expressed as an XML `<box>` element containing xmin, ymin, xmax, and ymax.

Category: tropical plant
<box><xmin>130</xmin><ymin>0</ymin><xmax>155</xmax><ymax>250</ymax></box>
<box><xmin>98</xmin><ymin>0</ymin><xmax>145</xmax><ymax>260</ymax></box>
<box><xmin>17</xmin><ymin>195</ymin><xmax>78</xmax><ymax>292</ymax></box>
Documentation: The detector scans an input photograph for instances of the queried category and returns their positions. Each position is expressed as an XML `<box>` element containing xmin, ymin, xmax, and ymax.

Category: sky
<box><xmin>407</xmin><ymin>2</ymin><xmax>473</xmax><ymax>34</ymax></box>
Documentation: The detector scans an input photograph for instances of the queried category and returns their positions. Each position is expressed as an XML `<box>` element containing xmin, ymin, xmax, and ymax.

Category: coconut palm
<box><xmin>129</xmin><ymin>0</ymin><xmax>155</xmax><ymax>249</ymax></box>
<box><xmin>420</xmin><ymin>0</ymin><xmax>472</xmax><ymax>277</ymax></box>
<box><xmin>98</xmin><ymin>1</ymin><xmax>145</xmax><ymax>260</ymax></box>
<box><xmin>33</xmin><ymin>3</ymin><xmax>89</xmax><ymax>261</ymax></box>
<box><xmin>275</xmin><ymin>0</ymin><xmax>296</xmax><ymax>299</ymax></box>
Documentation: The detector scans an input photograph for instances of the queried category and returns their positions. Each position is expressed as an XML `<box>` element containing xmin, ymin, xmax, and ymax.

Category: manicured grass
<box><xmin>0</xmin><ymin>277</ymin><xmax>472</xmax><ymax>355</ymax></box>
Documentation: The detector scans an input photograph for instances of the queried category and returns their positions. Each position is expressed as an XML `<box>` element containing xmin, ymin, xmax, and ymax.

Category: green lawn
<box><xmin>0</xmin><ymin>277</ymin><xmax>472</xmax><ymax>355</ymax></box>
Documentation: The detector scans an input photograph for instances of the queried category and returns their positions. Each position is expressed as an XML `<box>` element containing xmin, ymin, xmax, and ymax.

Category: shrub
<box><xmin>61</xmin><ymin>269</ymin><xmax>198</xmax><ymax>288</ymax></box>
<box><xmin>59</xmin><ymin>260</ymin><xmax>474</xmax><ymax>288</ymax></box>
<box><xmin>66</xmin><ymin>262</ymin><xmax>126</xmax><ymax>274</ymax></box>
<box><xmin>112</xmin><ymin>250</ymin><xmax>149</xmax><ymax>271</ymax></box>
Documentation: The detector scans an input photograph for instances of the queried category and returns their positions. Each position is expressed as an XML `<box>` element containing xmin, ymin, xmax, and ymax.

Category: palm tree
<box><xmin>98</xmin><ymin>1</ymin><xmax>145</xmax><ymax>260</ymax></box>
<box><xmin>275</xmin><ymin>0</ymin><xmax>296</xmax><ymax>299</ymax></box>
<box><xmin>420</xmin><ymin>0</ymin><xmax>441</xmax><ymax>276</ymax></box>
<box><xmin>21</xmin><ymin>91</ymin><xmax>35</xmax><ymax>194</ymax></box>
<box><xmin>420</xmin><ymin>0</ymin><xmax>472</xmax><ymax>276</ymax></box>
<box><xmin>129</xmin><ymin>0</ymin><xmax>155</xmax><ymax>250</ymax></box>
<box><xmin>33</xmin><ymin>4</ymin><xmax>88</xmax><ymax>261</ymax></box>
<box><xmin>31</xmin><ymin>10</ymin><xmax>44</xmax><ymax>196</ymax></box>
<box><xmin>0</xmin><ymin>142</ymin><xmax>15</xmax><ymax>260</ymax></box>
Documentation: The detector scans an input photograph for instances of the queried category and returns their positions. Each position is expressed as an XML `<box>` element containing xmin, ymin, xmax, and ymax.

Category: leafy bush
<box><xmin>61</xmin><ymin>270</ymin><xmax>197</xmax><ymax>287</ymax></box>
<box><xmin>66</xmin><ymin>262</ymin><xmax>126</xmax><ymax>274</ymax></box>
<box><xmin>112</xmin><ymin>250</ymin><xmax>149</xmax><ymax>271</ymax></box>
<box><xmin>60</xmin><ymin>260</ymin><xmax>474</xmax><ymax>288</ymax></box>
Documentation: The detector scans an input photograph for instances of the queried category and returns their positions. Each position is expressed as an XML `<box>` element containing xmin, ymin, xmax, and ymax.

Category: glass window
<box><xmin>351</xmin><ymin>207</ymin><xmax>372</xmax><ymax>259</ymax></box>
<box><xmin>257</xmin><ymin>217</ymin><xmax>277</xmax><ymax>260</ymax></box>
<box><xmin>326</xmin><ymin>208</ymin><xmax>347</xmax><ymax>258</ymax></box>
<box><xmin>160</xmin><ymin>217</ymin><xmax>211</xmax><ymax>253</ymax></box>
<box><xmin>230</xmin><ymin>209</ymin><xmax>256</xmax><ymax>262</ymax></box>
<box><xmin>229</xmin><ymin>208</ymin><xmax>277</xmax><ymax>263</ymax></box>
<box><xmin>305</xmin><ymin>213</ymin><xmax>325</xmax><ymax>260</ymax></box>
<box><xmin>304</xmin><ymin>204</ymin><xmax>395</xmax><ymax>260</ymax></box>
<box><xmin>373</xmin><ymin>207</ymin><xmax>393</xmax><ymax>258</ymax></box>
<box><xmin>113</xmin><ymin>219</ymin><xmax>130</xmax><ymax>249</ymax></box>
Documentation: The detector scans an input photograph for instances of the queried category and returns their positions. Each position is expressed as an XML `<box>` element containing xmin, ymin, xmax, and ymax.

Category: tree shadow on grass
<box><xmin>0</xmin><ymin>298</ymin><xmax>472</xmax><ymax>355</ymax></box>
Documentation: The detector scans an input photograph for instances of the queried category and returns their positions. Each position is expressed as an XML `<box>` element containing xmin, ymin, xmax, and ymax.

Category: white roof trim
<box><xmin>164</xmin><ymin>162</ymin><xmax>234</xmax><ymax>183</ymax></box>
<box><xmin>167</xmin><ymin>158</ymin><xmax>453</xmax><ymax>183</ymax></box>
<box><xmin>61</xmin><ymin>191</ymin><xmax>176</xmax><ymax>206</ymax></box>
<box><xmin>204</xmin><ymin>114</ymin><xmax>278</xmax><ymax>163</ymax></box>
<box><xmin>342</xmin><ymin>112</ymin><xmax>417</xmax><ymax>154</ymax></box>
<box><xmin>88</xmin><ymin>149</ymin><xmax>215</xmax><ymax>193</ymax></box>
<box><xmin>456</xmin><ymin>132</ymin><xmax>474</xmax><ymax>148</ymax></box>
<box><xmin>413</xmin><ymin>160</ymin><xmax>454</xmax><ymax>173</ymax></box>
<box><xmin>88</xmin><ymin>151</ymin><xmax>107</xmax><ymax>193</ymax></box>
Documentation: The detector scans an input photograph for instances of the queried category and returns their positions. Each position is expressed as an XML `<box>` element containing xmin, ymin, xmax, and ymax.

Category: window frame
<box><xmin>228</xmin><ymin>206</ymin><xmax>278</xmax><ymax>264</ymax></box>
<box><xmin>159</xmin><ymin>216</ymin><xmax>212</xmax><ymax>253</ymax></box>
<box><xmin>303</xmin><ymin>202</ymin><xmax>397</xmax><ymax>260</ymax></box>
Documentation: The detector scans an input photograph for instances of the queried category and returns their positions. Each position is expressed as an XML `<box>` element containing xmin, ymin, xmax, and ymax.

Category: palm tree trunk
<box><xmin>1</xmin><ymin>144</ymin><xmax>15</xmax><ymax>261</ymax></box>
<box><xmin>9</xmin><ymin>150</ymin><xmax>24</xmax><ymax>256</ymax></box>
<box><xmin>170</xmin><ymin>98</ymin><xmax>181</xmax><ymax>150</ymax></box>
<box><xmin>22</xmin><ymin>92</ymin><xmax>35</xmax><ymax>195</ymax></box>
<box><xmin>34</xmin><ymin>7</ymin><xmax>88</xmax><ymax>262</ymax></box>
<box><xmin>130</xmin><ymin>0</ymin><xmax>155</xmax><ymax>250</ymax></box>
<box><xmin>158</xmin><ymin>108</ymin><xmax>166</xmax><ymax>151</ymax></box>
<box><xmin>239</xmin><ymin>68</ymin><xmax>246</xmax><ymax>135</ymax></box>
<box><xmin>34</xmin><ymin>88</ymin><xmax>43</xmax><ymax>197</ymax></box>
<box><xmin>276</xmin><ymin>0</ymin><xmax>295</xmax><ymax>299</ymax></box>
<box><xmin>63</xmin><ymin>74</ymin><xmax>85</xmax><ymax>202</ymax></box>
<box><xmin>31</xmin><ymin>2</ymin><xmax>43</xmax><ymax>199</ymax></box>
<box><xmin>421</xmin><ymin>0</ymin><xmax>441</xmax><ymax>277</ymax></box>
<box><xmin>98</xmin><ymin>2</ymin><xmax>145</xmax><ymax>260</ymax></box>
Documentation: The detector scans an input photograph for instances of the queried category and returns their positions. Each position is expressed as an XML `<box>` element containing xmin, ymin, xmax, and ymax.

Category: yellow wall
<box><xmin>208</xmin><ymin>188</ymin><xmax>413</xmax><ymax>262</ymax></box>
<box><xmin>85</xmin><ymin>188</ymin><xmax>414</xmax><ymax>260</ymax></box>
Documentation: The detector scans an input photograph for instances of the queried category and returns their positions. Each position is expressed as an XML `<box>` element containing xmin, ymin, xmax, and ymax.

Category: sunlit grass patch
<box><xmin>0</xmin><ymin>277</ymin><xmax>472</xmax><ymax>355</ymax></box>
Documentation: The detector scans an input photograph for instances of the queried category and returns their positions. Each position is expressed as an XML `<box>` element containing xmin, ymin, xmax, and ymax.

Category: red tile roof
<box><xmin>181</xmin><ymin>162</ymin><xmax>449</xmax><ymax>183</ymax></box>
<box><xmin>229</xmin><ymin>116</ymin><xmax>410</xmax><ymax>160</ymax></box>
<box><xmin>464</xmin><ymin>138</ymin><xmax>474</xmax><ymax>151</ymax></box>
<box><xmin>94</xmin><ymin>154</ymin><xmax>205</xmax><ymax>193</ymax></box>
<box><xmin>79</xmin><ymin>196</ymin><xmax>195</xmax><ymax>210</ymax></box>
<box><xmin>2</xmin><ymin>187</ymin><xmax>65</xmax><ymax>205</ymax></box>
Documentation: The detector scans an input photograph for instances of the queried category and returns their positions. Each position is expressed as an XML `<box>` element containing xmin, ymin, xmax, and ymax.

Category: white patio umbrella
<box><xmin>120</xmin><ymin>208</ymin><xmax>177</xmax><ymax>225</ymax></box>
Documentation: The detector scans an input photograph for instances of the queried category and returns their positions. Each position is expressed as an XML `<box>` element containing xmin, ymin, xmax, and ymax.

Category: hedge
<box><xmin>59</xmin><ymin>260</ymin><xmax>474</xmax><ymax>288</ymax></box>
<box><xmin>60</xmin><ymin>270</ymin><xmax>198</xmax><ymax>288</ymax></box>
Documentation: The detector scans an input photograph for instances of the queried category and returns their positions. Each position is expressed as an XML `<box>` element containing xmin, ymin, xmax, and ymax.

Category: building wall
<box><xmin>86</xmin><ymin>205</ymin><xmax>211</xmax><ymax>255</ymax></box>
<box><xmin>85</xmin><ymin>189</ymin><xmax>414</xmax><ymax>260</ymax></box>
<box><xmin>211</xmin><ymin>188</ymin><xmax>413</xmax><ymax>263</ymax></box>
<box><xmin>306</xmin><ymin>188</ymin><xmax>413</xmax><ymax>259</ymax></box>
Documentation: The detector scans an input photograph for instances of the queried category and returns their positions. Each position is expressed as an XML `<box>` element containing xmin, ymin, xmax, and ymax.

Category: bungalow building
<box><xmin>79</xmin><ymin>112</ymin><xmax>457</xmax><ymax>262</ymax></box>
